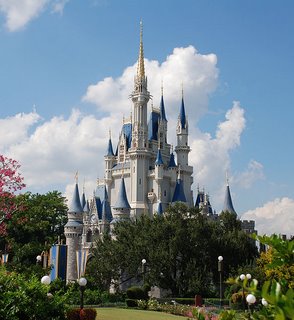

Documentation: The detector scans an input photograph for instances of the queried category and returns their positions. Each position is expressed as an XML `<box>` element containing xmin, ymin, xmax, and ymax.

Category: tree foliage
<box><xmin>1</xmin><ymin>191</ymin><xmax>67</xmax><ymax>272</ymax></box>
<box><xmin>0</xmin><ymin>155</ymin><xmax>25</xmax><ymax>236</ymax></box>
<box><xmin>88</xmin><ymin>203</ymin><xmax>258</xmax><ymax>297</ymax></box>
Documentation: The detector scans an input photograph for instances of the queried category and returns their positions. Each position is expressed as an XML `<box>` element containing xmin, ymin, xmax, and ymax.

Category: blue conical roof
<box><xmin>106</xmin><ymin>138</ymin><xmax>114</xmax><ymax>156</ymax></box>
<box><xmin>81</xmin><ymin>192</ymin><xmax>86</xmax><ymax>210</ymax></box>
<box><xmin>83</xmin><ymin>200</ymin><xmax>90</xmax><ymax>212</ymax></box>
<box><xmin>179</xmin><ymin>97</ymin><xmax>186</xmax><ymax>129</ymax></box>
<box><xmin>195</xmin><ymin>191</ymin><xmax>204</xmax><ymax>208</ymax></box>
<box><xmin>160</xmin><ymin>95</ymin><xmax>167</xmax><ymax>121</ymax></box>
<box><xmin>95</xmin><ymin>197</ymin><xmax>102</xmax><ymax>220</ymax></box>
<box><xmin>157</xmin><ymin>202</ymin><xmax>163</xmax><ymax>215</ymax></box>
<box><xmin>172</xmin><ymin>179</ymin><xmax>187</xmax><ymax>203</ymax></box>
<box><xmin>69</xmin><ymin>183</ymin><xmax>83</xmax><ymax>213</ymax></box>
<box><xmin>168</xmin><ymin>152</ymin><xmax>177</xmax><ymax>168</ymax></box>
<box><xmin>155</xmin><ymin>149</ymin><xmax>164</xmax><ymax>166</ymax></box>
<box><xmin>114</xmin><ymin>177</ymin><xmax>131</xmax><ymax>209</ymax></box>
<box><xmin>223</xmin><ymin>185</ymin><xmax>236</xmax><ymax>214</ymax></box>
<box><xmin>102</xmin><ymin>198</ymin><xmax>113</xmax><ymax>222</ymax></box>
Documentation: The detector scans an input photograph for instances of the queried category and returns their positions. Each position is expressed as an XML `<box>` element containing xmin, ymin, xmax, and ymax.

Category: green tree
<box><xmin>88</xmin><ymin>203</ymin><xmax>257</xmax><ymax>297</ymax></box>
<box><xmin>2</xmin><ymin>191</ymin><xmax>67</xmax><ymax>273</ymax></box>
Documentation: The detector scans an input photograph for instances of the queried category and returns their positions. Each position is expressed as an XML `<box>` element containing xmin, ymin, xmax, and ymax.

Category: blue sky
<box><xmin>0</xmin><ymin>0</ymin><xmax>293</xmax><ymax>236</ymax></box>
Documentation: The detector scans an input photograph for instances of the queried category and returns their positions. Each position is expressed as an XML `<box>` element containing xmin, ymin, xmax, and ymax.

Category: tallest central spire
<box><xmin>137</xmin><ymin>20</ymin><xmax>145</xmax><ymax>79</ymax></box>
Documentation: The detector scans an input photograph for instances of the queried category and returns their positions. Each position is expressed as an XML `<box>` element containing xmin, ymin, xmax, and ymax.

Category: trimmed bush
<box><xmin>126</xmin><ymin>298</ymin><xmax>138</xmax><ymax>307</ymax></box>
<box><xmin>174</xmin><ymin>297</ymin><xmax>195</xmax><ymax>305</ymax></box>
<box><xmin>126</xmin><ymin>286</ymin><xmax>147</xmax><ymax>300</ymax></box>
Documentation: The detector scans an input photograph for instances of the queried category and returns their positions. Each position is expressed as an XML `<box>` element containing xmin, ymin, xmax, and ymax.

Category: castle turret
<box><xmin>158</xmin><ymin>86</ymin><xmax>168</xmax><ymax>148</ymax></box>
<box><xmin>112</xmin><ymin>177</ymin><xmax>131</xmax><ymax>225</ymax></box>
<box><xmin>64</xmin><ymin>182</ymin><xmax>83</xmax><ymax>282</ymax></box>
<box><xmin>223</xmin><ymin>179</ymin><xmax>236</xmax><ymax>214</ymax></box>
<box><xmin>105</xmin><ymin>132</ymin><xmax>115</xmax><ymax>184</ymax></box>
<box><xmin>129</xmin><ymin>21</ymin><xmax>151</xmax><ymax>216</ymax></box>
<box><xmin>175</xmin><ymin>93</ymin><xmax>190</xmax><ymax>168</ymax></box>
<box><xmin>172</xmin><ymin>170</ymin><xmax>187</xmax><ymax>203</ymax></box>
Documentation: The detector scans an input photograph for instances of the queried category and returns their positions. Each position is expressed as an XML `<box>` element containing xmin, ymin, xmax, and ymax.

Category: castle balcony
<box><xmin>147</xmin><ymin>192</ymin><xmax>156</xmax><ymax>203</ymax></box>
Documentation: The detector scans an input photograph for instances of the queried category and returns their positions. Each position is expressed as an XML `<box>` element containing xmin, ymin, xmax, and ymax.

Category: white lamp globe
<box><xmin>78</xmin><ymin>277</ymin><xmax>87</xmax><ymax>287</ymax></box>
<box><xmin>41</xmin><ymin>275</ymin><xmax>51</xmax><ymax>285</ymax></box>
<box><xmin>240</xmin><ymin>274</ymin><xmax>245</xmax><ymax>281</ymax></box>
<box><xmin>261</xmin><ymin>298</ymin><xmax>268</xmax><ymax>307</ymax></box>
<box><xmin>246</xmin><ymin>273</ymin><xmax>252</xmax><ymax>280</ymax></box>
<box><xmin>142</xmin><ymin>259</ymin><xmax>146</xmax><ymax>264</ymax></box>
<box><xmin>36</xmin><ymin>255</ymin><xmax>42</xmax><ymax>262</ymax></box>
<box><xmin>218</xmin><ymin>256</ymin><xmax>223</xmax><ymax>262</ymax></box>
<box><xmin>246</xmin><ymin>294</ymin><xmax>256</xmax><ymax>305</ymax></box>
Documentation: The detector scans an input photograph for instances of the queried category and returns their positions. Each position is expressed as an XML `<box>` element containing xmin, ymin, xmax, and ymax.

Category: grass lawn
<box><xmin>96</xmin><ymin>308</ymin><xmax>188</xmax><ymax>320</ymax></box>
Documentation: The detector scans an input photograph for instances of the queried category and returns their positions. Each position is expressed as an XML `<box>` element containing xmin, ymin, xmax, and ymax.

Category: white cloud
<box><xmin>242</xmin><ymin>197</ymin><xmax>294</xmax><ymax>237</ymax></box>
<box><xmin>190</xmin><ymin>101</ymin><xmax>247</xmax><ymax>207</ymax></box>
<box><xmin>0</xmin><ymin>111</ymin><xmax>41</xmax><ymax>152</ymax></box>
<box><xmin>0</xmin><ymin>0</ymin><xmax>48</xmax><ymax>31</ymax></box>
<box><xmin>83</xmin><ymin>45</ymin><xmax>218</xmax><ymax>124</ymax></box>
<box><xmin>234</xmin><ymin>160</ymin><xmax>265</xmax><ymax>189</ymax></box>
<box><xmin>1</xmin><ymin>109</ymin><xmax>120</xmax><ymax>196</ymax></box>
<box><xmin>51</xmin><ymin>0</ymin><xmax>69</xmax><ymax>14</ymax></box>
<box><xmin>0</xmin><ymin>0</ymin><xmax>70</xmax><ymax>31</ymax></box>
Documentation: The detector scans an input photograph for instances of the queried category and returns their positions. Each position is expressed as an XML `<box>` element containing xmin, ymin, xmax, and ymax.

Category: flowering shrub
<box><xmin>0</xmin><ymin>155</ymin><xmax>25</xmax><ymax>236</ymax></box>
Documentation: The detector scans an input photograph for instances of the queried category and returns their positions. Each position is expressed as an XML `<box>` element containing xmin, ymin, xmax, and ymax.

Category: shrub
<box><xmin>126</xmin><ymin>286</ymin><xmax>147</xmax><ymax>300</ymax></box>
<box><xmin>79</xmin><ymin>308</ymin><xmax>97</xmax><ymax>320</ymax></box>
<box><xmin>174</xmin><ymin>297</ymin><xmax>195</xmax><ymax>305</ymax></box>
<box><xmin>125</xmin><ymin>298</ymin><xmax>138</xmax><ymax>307</ymax></box>
<box><xmin>66</xmin><ymin>308</ymin><xmax>97</xmax><ymax>320</ymax></box>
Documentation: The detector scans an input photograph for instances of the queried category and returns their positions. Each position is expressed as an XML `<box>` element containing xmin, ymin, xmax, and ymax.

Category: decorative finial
<box><xmin>161</xmin><ymin>80</ymin><xmax>163</xmax><ymax>96</ymax></box>
<box><xmin>74</xmin><ymin>171</ymin><xmax>78</xmax><ymax>184</ymax></box>
<box><xmin>171</xmin><ymin>144</ymin><xmax>173</xmax><ymax>152</ymax></box>
<box><xmin>181</xmin><ymin>82</ymin><xmax>184</xmax><ymax>98</ymax></box>
<box><xmin>109</xmin><ymin>129</ymin><xmax>111</xmax><ymax>139</ymax></box>
<box><xmin>137</xmin><ymin>19</ymin><xmax>145</xmax><ymax>79</ymax></box>
<box><xmin>226</xmin><ymin>171</ymin><xmax>229</xmax><ymax>186</ymax></box>
<box><xmin>83</xmin><ymin>177</ymin><xmax>85</xmax><ymax>193</ymax></box>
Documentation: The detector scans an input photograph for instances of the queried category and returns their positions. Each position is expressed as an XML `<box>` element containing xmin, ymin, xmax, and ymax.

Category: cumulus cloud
<box><xmin>242</xmin><ymin>198</ymin><xmax>294</xmax><ymax>237</ymax></box>
<box><xmin>234</xmin><ymin>160</ymin><xmax>265</xmax><ymax>189</ymax></box>
<box><xmin>83</xmin><ymin>45</ymin><xmax>218</xmax><ymax>124</ymax></box>
<box><xmin>0</xmin><ymin>111</ymin><xmax>41</xmax><ymax>151</ymax></box>
<box><xmin>0</xmin><ymin>0</ymin><xmax>70</xmax><ymax>31</ymax></box>
<box><xmin>190</xmin><ymin>101</ymin><xmax>247</xmax><ymax>206</ymax></box>
<box><xmin>51</xmin><ymin>0</ymin><xmax>69</xmax><ymax>14</ymax></box>
<box><xmin>1</xmin><ymin>109</ymin><xmax>120</xmax><ymax>195</ymax></box>
<box><xmin>0</xmin><ymin>0</ymin><xmax>48</xmax><ymax>31</ymax></box>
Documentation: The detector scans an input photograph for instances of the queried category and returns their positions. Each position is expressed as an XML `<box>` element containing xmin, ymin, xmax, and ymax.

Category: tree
<box><xmin>2</xmin><ymin>191</ymin><xmax>67</xmax><ymax>272</ymax></box>
<box><xmin>0</xmin><ymin>155</ymin><xmax>25</xmax><ymax>236</ymax></box>
<box><xmin>88</xmin><ymin>203</ymin><xmax>258</xmax><ymax>297</ymax></box>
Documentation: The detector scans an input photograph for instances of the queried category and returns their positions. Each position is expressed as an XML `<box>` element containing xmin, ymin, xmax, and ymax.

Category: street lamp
<box><xmin>239</xmin><ymin>273</ymin><xmax>252</xmax><ymax>311</ymax></box>
<box><xmin>246</xmin><ymin>293</ymin><xmax>256</xmax><ymax>319</ymax></box>
<box><xmin>218</xmin><ymin>256</ymin><xmax>223</xmax><ymax>307</ymax></box>
<box><xmin>141</xmin><ymin>259</ymin><xmax>147</xmax><ymax>284</ymax></box>
<box><xmin>36</xmin><ymin>255</ymin><xmax>42</xmax><ymax>265</ymax></box>
<box><xmin>41</xmin><ymin>275</ymin><xmax>51</xmax><ymax>285</ymax></box>
<box><xmin>78</xmin><ymin>277</ymin><xmax>87</xmax><ymax>310</ymax></box>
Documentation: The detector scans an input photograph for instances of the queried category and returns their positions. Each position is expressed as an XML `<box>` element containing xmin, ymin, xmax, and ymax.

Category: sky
<box><xmin>0</xmin><ymin>0</ymin><xmax>293</xmax><ymax>237</ymax></box>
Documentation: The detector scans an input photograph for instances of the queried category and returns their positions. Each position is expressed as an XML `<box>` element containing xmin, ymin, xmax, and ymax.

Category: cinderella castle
<box><xmin>61</xmin><ymin>24</ymin><xmax>256</xmax><ymax>283</ymax></box>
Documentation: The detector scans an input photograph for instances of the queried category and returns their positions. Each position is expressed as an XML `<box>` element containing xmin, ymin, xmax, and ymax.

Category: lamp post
<box><xmin>78</xmin><ymin>277</ymin><xmax>87</xmax><ymax>310</ymax></box>
<box><xmin>218</xmin><ymin>256</ymin><xmax>223</xmax><ymax>307</ymax></box>
<box><xmin>240</xmin><ymin>273</ymin><xmax>251</xmax><ymax>311</ymax></box>
<box><xmin>41</xmin><ymin>275</ymin><xmax>51</xmax><ymax>286</ymax></box>
<box><xmin>141</xmin><ymin>259</ymin><xmax>147</xmax><ymax>284</ymax></box>
<box><xmin>36</xmin><ymin>255</ymin><xmax>42</xmax><ymax>265</ymax></box>
<box><xmin>246</xmin><ymin>293</ymin><xmax>256</xmax><ymax>319</ymax></box>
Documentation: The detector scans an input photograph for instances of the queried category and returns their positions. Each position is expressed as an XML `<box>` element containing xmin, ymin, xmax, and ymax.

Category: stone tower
<box><xmin>64</xmin><ymin>182</ymin><xmax>83</xmax><ymax>282</ymax></box>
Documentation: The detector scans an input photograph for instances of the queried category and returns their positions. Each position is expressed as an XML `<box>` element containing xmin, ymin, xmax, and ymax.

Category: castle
<box><xmin>63</xmin><ymin>24</ymin><xmax>256</xmax><ymax>283</ymax></box>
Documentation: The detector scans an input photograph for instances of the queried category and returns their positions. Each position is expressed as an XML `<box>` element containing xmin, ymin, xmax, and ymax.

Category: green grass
<box><xmin>96</xmin><ymin>308</ymin><xmax>188</xmax><ymax>320</ymax></box>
